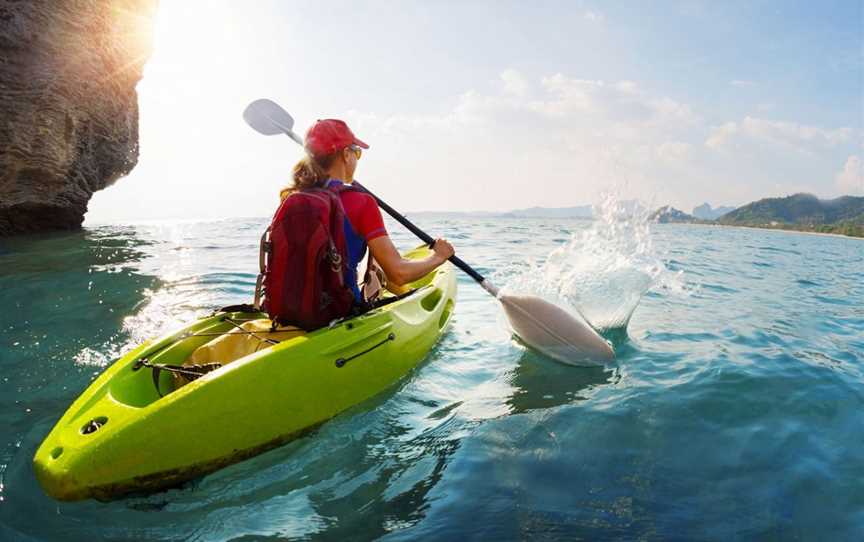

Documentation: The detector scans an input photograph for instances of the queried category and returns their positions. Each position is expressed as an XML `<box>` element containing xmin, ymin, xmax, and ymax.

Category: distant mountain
<box><xmin>408</xmin><ymin>194</ymin><xmax>864</xmax><ymax>237</ymax></box>
<box><xmin>407</xmin><ymin>210</ymin><xmax>498</xmax><ymax>219</ymax></box>
<box><xmin>411</xmin><ymin>206</ymin><xmax>595</xmax><ymax>220</ymax></box>
<box><xmin>650</xmin><ymin>206</ymin><xmax>698</xmax><ymax>224</ymax></box>
<box><xmin>503</xmin><ymin>205</ymin><xmax>593</xmax><ymax>219</ymax></box>
<box><xmin>692</xmin><ymin>202</ymin><xmax>736</xmax><ymax>220</ymax></box>
<box><xmin>718</xmin><ymin>193</ymin><xmax>864</xmax><ymax>225</ymax></box>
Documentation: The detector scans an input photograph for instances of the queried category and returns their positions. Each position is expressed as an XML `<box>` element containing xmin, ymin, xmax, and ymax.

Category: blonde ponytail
<box><xmin>280</xmin><ymin>153</ymin><xmax>337</xmax><ymax>200</ymax></box>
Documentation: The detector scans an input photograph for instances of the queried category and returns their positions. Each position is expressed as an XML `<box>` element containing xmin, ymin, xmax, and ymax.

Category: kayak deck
<box><xmin>33</xmin><ymin>247</ymin><xmax>456</xmax><ymax>501</ymax></box>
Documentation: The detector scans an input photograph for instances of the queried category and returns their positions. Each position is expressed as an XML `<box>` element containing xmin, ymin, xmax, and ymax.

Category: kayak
<box><xmin>33</xmin><ymin>246</ymin><xmax>456</xmax><ymax>501</ymax></box>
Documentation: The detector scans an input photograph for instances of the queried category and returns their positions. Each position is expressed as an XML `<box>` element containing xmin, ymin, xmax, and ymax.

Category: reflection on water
<box><xmin>506</xmin><ymin>349</ymin><xmax>616</xmax><ymax>415</ymax></box>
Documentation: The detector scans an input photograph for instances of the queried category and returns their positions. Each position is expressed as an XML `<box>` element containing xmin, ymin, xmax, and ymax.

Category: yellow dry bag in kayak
<box><xmin>174</xmin><ymin>319</ymin><xmax>304</xmax><ymax>388</ymax></box>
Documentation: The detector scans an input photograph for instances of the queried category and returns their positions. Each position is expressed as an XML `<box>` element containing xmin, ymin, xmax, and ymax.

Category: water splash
<box><xmin>502</xmin><ymin>192</ymin><xmax>682</xmax><ymax>342</ymax></box>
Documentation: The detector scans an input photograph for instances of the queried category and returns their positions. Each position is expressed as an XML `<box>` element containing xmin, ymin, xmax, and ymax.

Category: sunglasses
<box><xmin>348</xmin><ymin>145</ymin><xmax>362</xmax><ymax>160</ymax></box>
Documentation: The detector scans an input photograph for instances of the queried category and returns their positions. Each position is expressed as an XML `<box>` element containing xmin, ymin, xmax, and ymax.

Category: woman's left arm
<box><xmin>367</xmin><ymin>236</ymin><xmax>454</xmax><ymax>286</ymax></box>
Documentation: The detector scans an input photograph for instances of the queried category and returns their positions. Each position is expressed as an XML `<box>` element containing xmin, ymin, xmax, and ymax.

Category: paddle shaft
<box><xmin>355</xmin><ymin>183</ymin><xmax>488</xmax><ymax>286</ymax></box>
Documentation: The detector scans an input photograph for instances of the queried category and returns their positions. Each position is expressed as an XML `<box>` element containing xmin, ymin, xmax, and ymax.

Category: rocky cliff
<box><xmin>650</xmin><ymin>205</ymin><xmax>698</xmax><ymax>224</ymax></box>
<box><xmin>0</xmin><ymin>0</ymin><xmax>158</xmax><ymax>236</ymax></box>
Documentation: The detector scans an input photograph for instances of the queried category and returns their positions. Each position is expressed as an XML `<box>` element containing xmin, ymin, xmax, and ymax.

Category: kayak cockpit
<box><xmin>107</xmin><ymin>311</ymin><xmax>299</xmax><ymax>408</ymax></box>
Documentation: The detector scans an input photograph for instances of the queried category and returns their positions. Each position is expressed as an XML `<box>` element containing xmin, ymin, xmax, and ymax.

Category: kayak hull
<box><xmin>33</xmin><ymin>247</ymin><xmax>456</xmax><ymax>501</ymax></box>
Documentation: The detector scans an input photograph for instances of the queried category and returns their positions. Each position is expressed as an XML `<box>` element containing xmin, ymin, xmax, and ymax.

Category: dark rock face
<box><xmin>0</xmin><ymin>0</ymin><xmax>158</xmax><ymax>236</ymax></box>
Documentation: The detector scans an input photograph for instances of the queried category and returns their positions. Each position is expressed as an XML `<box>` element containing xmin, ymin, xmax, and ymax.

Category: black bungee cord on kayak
<box><xmin>131</xmin><ymin>292</ymin><xmax>420</xmax><ymax>397</ymax></box>
<box><xmin>129</xmin><ymin>310</ymin><xmax>286</xmax><ymax>397</ymax></box>
<box><xmin>132</xmin><ymin>358</ymin><xmax>222</xmax><ymax>397</ymax></box>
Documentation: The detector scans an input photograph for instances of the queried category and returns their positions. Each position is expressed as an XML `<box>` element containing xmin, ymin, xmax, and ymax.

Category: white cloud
<box><xmin>615</xmin><ymin>80</ymin><xmax>638</xmax><ymax>94</ymax></box>
<box><xmin>705</xmin><ymin>116</ymin><xmax>852</xmax><ymax>152</ymax></box>
<box><xmin>343</xmin><ymin>71</ymin><xmax>857</xmax><ymax>212</ymax></box>
<box><xmin>532</xmin><ymin>75</ymin><xmax>604</xmax><ymax>114</ymax></box>
<box><xmin>835</xmin><ymin>155</ymin><xmax>864</xmax><ymax>195</ymax></box>
<box><xmin>500</xmin><ymin>69</ymin><xmax>529</xmax><ymax>97</ymax></box>
<box><xmin>341</xmin><ymin>70</ymin><xmax>710</xmax><ymax>210</ymax></box>
<box><xmin>649</xmin><ymin>97</ymin><xmax>699</xmax><ymax>126</ymax></box>
<box><xmin>705</xmin><ymin>121</ymin><xmax>738</xmax><ymax>150</ymax></box>
<box><xmin>528</xmin><ymin>74</ymin><xmax>698</xmax><ymax>128</ymax></box>
<box><xmin>655</xmin><ymin>141</ymin><xmax>691</xmax><ymax>164</ymax></box>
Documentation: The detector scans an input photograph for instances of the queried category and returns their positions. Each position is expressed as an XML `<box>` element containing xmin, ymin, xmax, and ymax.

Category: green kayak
<box><xmin>33</xmin><ymin>246</ymin><xmax>456</xmax><ymax>501</ymax></box>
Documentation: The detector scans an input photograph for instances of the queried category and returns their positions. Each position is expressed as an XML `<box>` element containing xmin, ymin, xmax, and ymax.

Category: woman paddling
<box><xmin>282</xmin><ymin>118</ymin><xmax>455</xmax><ymax>305</ymax></box>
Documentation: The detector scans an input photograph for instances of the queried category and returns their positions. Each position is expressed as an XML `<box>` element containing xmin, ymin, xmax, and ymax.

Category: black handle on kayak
<box><xmin>355</xmin><ymin>182</ymin><xmax>487</xmax><ymax>285</ymax></box>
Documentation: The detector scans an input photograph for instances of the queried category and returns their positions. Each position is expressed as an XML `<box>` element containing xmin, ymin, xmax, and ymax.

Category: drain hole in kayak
<box><xmin>439</xmin><ymin>299</ymin><xmax>454</xmax><ymax>329</ymax></box>
<box><xmin>81</xmin><ymin>416</ymin><xmax>108</xmax><ymax>435</ymax></box>
<box><xmin>421</xmin><ymin>288</ymin><xmax>443</xmax><ymax>312</ymax></box>
<box><xmin>50</xmin><ymin>447</ymin><xmax>63</xmax><ymax>459</ymax></box>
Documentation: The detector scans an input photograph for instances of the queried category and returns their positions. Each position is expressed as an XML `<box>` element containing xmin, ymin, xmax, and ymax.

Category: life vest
<box><xmin>254</xmin><ymin>186</ymin><xmax>357</xmax><ymax>330</ymax></box>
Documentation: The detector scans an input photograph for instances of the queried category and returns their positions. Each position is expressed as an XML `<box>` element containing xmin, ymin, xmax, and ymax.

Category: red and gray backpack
<box><xmin>254</xmin><ymin>186</ymin><xmax>357</xmax><ymax>330</ymax></box>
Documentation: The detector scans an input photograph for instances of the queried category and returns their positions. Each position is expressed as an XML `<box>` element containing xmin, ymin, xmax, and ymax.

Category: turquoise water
<box><xmin>1</xmin><ymin>216</ymin><xmax>862</xmax><ymax>540</ymax></box>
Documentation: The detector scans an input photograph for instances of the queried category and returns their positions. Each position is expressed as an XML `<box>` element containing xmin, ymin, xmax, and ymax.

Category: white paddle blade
<box><xmin>500</xmin><ymin>294</ymin><xmax>615</xmax><ymax>366</ymax></box>
<box><xmin>243</xmin><ymin>98</ymin><xmax>304</xmax><ymax>144</ymax></box>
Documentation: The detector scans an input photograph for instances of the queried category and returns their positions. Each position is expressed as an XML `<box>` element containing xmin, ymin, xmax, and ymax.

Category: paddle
<box><xmin>242</xmin><ymin>99</ymin><xmax>615</xmax><ymax>365</ymax></box>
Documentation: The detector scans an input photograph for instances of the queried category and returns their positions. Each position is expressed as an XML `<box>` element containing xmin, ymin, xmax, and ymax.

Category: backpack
<box><xmin>254</xmin><ymin>186</ymin><xmax>357</xmax><ymax>330</ymax></box>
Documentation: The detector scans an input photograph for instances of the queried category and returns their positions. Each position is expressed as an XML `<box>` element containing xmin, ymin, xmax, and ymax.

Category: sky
<box><xmin>85</xmin><ymin>0</ymin><xmax>863</xmax><ymax>223</ymax></box>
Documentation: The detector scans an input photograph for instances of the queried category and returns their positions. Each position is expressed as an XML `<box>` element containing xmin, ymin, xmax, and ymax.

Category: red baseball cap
<box><xmin>304</xmin><ymin>119</ymin><xmax>369</xmax><ymax>157</ymax></box>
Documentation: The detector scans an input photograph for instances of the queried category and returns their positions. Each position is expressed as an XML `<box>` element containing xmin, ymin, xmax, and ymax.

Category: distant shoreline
<box><xmin>80</xmin><ymin>213</ymin><xmax>863</xmax><ymax>240</ymax></box>
<box><xmin>681</xmin><ymin>221</ymin><xmax>864</xmax><ymax>240</ymax></box>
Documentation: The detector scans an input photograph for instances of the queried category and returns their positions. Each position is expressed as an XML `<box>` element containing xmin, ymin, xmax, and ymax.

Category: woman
<box><xmin>281</xmin><ymin>118</ymin><xmax>455</xmax><ymax>303</ymax></box>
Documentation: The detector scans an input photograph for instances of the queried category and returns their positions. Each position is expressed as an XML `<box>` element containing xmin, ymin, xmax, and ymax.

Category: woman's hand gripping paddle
<box><xmin>242</xmin><ymin>99</ymin><xmax>615</xmax><ymax>365</ymax></box>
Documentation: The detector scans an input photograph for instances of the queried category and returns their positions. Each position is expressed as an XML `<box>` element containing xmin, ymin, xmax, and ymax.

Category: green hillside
<box><xmin>719</xmin><ymin>193</ymin><xmax>863</xmax><ymax>224</ymax></box>
<box><xmin>717</xmin><ymin>193</ymin><xmax>863</xmax><ymax>236</ymax></box>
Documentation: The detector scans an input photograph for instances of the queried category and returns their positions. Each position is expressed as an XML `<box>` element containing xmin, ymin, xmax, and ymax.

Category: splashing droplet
<box><xmin>503</xmin><ymin>192</ymin><xmax>682</xmax><ymax>339</ymax></box>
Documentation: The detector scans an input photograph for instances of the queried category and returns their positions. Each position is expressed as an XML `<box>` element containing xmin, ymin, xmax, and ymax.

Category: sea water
<box><xmin>0</xmin><ymin>213</ymin><xmax>862</xmax><ymax>540</ymax></box>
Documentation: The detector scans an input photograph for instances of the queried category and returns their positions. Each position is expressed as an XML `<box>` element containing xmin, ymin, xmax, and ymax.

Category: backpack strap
<box><xmin>328</xmin><ymin>182</ymin><xmax>383</xmax><ymax>302</ymax></box>
<box><xmin>253</xmin><ymin>226</ymin><xmax>271</xmax><ymax>310</ymax></box>
<box><xmin>361</xmin><ymin>251</ymin><xmax>386</xmax><ymax>303</ymax></box>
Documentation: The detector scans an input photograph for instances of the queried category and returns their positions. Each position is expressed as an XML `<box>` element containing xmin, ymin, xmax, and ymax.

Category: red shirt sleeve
<box><xmin>344</xmin><ymin>192</ymin><xmax>388</xmax><ymax>241</ymax></box>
